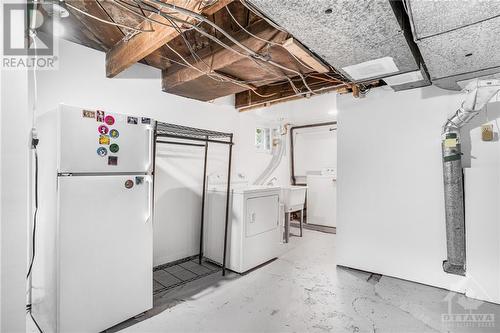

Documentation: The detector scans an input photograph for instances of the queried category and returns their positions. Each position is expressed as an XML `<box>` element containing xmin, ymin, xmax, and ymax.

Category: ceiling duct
<box><xmin>406</xmin><ymin>0</ymin><xmax>500</xmax><ymax>90</ymax></box>
<box><xmin>248</xmin><ymin>0</ymin><xmax>424</xmax><ymax>86</ymax></box>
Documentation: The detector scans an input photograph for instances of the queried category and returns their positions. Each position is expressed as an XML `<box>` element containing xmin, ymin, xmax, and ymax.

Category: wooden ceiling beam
<box><xmin>162</xmin><ymin>19</ymin><xmax>287</xmax><ymax>91</ymax></box>
<box><xmin>281</xmin><ymin>38</ymin><xmax>330</xmax><ymax>73</ymax></box>
<box><xmin>235</xmin><ymin>75</ymin><xmax>347</xmax><ymax>111</ymax></box>
<box><xmin>105</xmin><ymin>0</ymin><xmax>234</xmax><ymax>78</ymax></box>
<box><xmin>66</xmin><ymin>0</ymin><xmax>124</xmax><ymax>50</ymax></box>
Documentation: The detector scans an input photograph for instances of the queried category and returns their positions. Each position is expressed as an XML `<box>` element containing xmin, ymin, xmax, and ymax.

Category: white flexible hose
<box><xmin>253</xmin><ymin>134</ymin><xmax>286</xmax><ymax>185</ymax></box>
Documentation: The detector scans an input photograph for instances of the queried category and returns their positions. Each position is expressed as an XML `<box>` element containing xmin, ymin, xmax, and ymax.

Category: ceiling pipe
<box><xmin>442</xmin><ymin>79</ymin><xmax>500</xmax><ymax>276</ymax></box>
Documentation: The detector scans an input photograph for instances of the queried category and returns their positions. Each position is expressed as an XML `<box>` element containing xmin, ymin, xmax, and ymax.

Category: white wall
<box><xmin>236</xmin><ymin>93</ymin><xmax>338</xmax><ymax>186</ymax></box>
<box><xmin>462</xmin><ymin>100</ymin><xmax>500</xmax><ymax>303</ymax></box>
<box><xmin>336</xmin><ymin>85</ymin><xmax>469</xmax><ymax>292</ymax></box>
<box><xmin>1</xmin><ymin>68</ymin><xmax>30</xmax><ymax>333</ymax></box>
<box><xmin>35</xmin><ymin>39</ymin><xmax>238</xmax><ymax>267</ymax></box>
<box><xmin>1</xmin><ymin>1</ymin><xmax>29</xmax><ymax>330</ymax></box>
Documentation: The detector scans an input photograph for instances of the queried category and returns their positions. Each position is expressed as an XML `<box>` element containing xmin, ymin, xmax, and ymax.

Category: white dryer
<box><xmin>204</xmin><ymin>174</ymin><xmax>281</xmax><ymax>273</ymax></box>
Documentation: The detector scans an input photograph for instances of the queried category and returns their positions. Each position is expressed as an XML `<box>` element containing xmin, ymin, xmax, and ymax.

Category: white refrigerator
<box><xmin>32</xmin><ymin>104</ymin><xmax>154</xmax><ymax>332</ymax></box>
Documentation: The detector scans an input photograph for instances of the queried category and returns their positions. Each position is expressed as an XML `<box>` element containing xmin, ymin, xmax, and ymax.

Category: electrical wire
<box><xmin>111</xmin><ymin>0</ymin><xmax>177</xmax><ymax>29</ymax></box>
<box><xmin>26</xmin><ymin>149</ymin><xmax>38</xmax><ymax>280</ymax></box>
<box><xmin>225</xmin><ymin>5</ymin><xmax>319</xmax><ymax>73</ymax></box>
<box><xmin>29</xmin><ymin>310</ymin><xmax>44</xmax><ymax>333</ymax></box>
<box><xmin>65</xmin><ymin>2</ymin><xmax>155</xmax><ymax>33</ymax></box>
<box><xmin>141</xmin><ymin>0</ymin><xmax>315</xmax><ymax>94</ymax></box>
<box><xmin>163</xmin><ymin>42</ymin><xmax>276</xmax><ymax>97</ymax></box>
<box><xmin>102</xmin><ymin>0</ymin><xmax>305</xmax><ymax>93</ymax></box>
<box><xmin>80</xmin><ymin>0</ymin><xmax>335</xmax><ymax>96</ymax></box>
<box><xmin>239</xmin><ymin>0</ymin><xmax>287</xmax><ymax>33</ymax></box>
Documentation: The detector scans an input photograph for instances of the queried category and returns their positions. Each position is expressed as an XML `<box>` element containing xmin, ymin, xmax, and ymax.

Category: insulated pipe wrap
<box><xmin>441</xmin><ymin>135</ymin><xmax>466</xmax><ymax>276</ymax></box>
<box><xmin>440</xmin><ymin>80</ymin><xmax>500</xmax><ymax>276</ymax></box>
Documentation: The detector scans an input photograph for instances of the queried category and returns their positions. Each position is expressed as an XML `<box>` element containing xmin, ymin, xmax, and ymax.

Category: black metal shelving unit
<box><xmin>154</xmin><ymin>122</ymin><xmax>234</xmax><ymax>276</ymax></box>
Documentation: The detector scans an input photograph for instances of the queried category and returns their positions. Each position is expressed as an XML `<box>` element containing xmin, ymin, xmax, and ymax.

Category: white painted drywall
<box><xmin>0</xmin><ymin>1</ymin><xmax>30</xmax><ymax>330</ymax></box>
<box><xmin>336</xmin><ymin>86</ymin><xmax>469</xmax><ymax>292</ymax></box>
<box><xmin>236</xmin><ymin>93</ymin><xmax>338</xmax><ymax>186</ymax></box>
<box><xmin>1</xmin><ymin>47</ymin><xmax>30</xmax><ymax>333</ymax></box>
<box><xmin>34</xmin><ymin>39</ymin><xmax>239</xmax><ymax>267</ymax></box>
<box><xmin>462</xmin><ymin>100</ymin><xmax>500</xmax><ymax>304</ymax></box>
<box><xmin>293</xmin><ymin>125</ymin><xmax>337</xmax><ymax>179</ymax></box>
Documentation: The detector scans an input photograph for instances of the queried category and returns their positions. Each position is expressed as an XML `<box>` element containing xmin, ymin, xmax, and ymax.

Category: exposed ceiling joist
<box><xmin>105</xmin><ymin>0</ymin><xmax>233</xmax><ymax>78</ymax></box>
<box><xmin>162</xmin><ymin>19</ymin><xmax>287</xmax><ymax>95</ymax></box>
<box><xmin>66</xmin><ymin>0</ymin><xmax>124</xmax><ymax>49</ymax></box>
<box><xmin>235</xmin><ymin>74</ymin><xmax>348</xmax><ymax>111</ymax></box>
<box><xmin>281</xmin><ymin>38</ymin><xmax>329</xmax><ymax>73</ymax></box>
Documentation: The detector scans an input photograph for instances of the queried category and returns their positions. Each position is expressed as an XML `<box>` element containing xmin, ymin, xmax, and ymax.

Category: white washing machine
<box><xmin>306</xmin><ymin>169</ymin><xmax>337</xmax><ymax>227</ymax></box>
<box><xmin>204</xmin><ymin>174</ymin><xmax>281</xmax><ymax>273</ymax></box>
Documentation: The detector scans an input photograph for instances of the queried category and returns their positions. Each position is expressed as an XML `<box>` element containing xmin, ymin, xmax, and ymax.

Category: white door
<box><xmin>246</xmin><ymin>194</ymin><xmax>279</xmax><ymax>237</ymax></box>
<box><xmin>307</xmin><ymin>175</ymin><xmax>337</xmax><ymax>227</ymax></box>
<box><xmin>58</xmin><ymin>105</ymin><xmax>153</xmax><ymax>173</ymax></box>
<box><xmin>242</xmin><ymin>193</ymin><xmax>280</xmax><ymax>272</ymax></box>
<box><xmin>57</xmin><ymin>175</ymin><xmax>153</xmax><ymax>332</ymax></box>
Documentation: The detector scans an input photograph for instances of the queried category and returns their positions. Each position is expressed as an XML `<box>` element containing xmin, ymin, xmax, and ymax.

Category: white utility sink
<box><xmin>281</xmin><ymin>186</ymin><xmax>307</xmax><ymax>212</ymax></box>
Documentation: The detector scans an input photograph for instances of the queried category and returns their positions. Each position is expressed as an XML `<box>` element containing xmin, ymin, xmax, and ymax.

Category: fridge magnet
<box><xmin>99</xmin><ymin>135</ymin><xmax>110</xmax><ymax>145</ymax></box>
<box><xmin>135</xmin><ymin>176</ymin><xmax>144</xmax><ymax>185</ymax></box>
<box><xmin>82</xmin><ymin>110</ymin><xmax>95</xmax><ymax>118</ymax></box>
<box><xmin>98</xmin><ymin>125</ymin><xmax>109</xmax><ymax>135</ymax></box>
<box><xmin>127</xmin><ymin>116</ymin><xmax>138</xmax><ymax>125</ymax></box>
<box><xmin>109</xmin><ymin>143</ymin><xmax>119</xmax><ymax>153</ymax></box>
<box><xmin>104</xmin><ymin>115</ymin><xmax>115</xmax><ymax>126</ymax></box>
<box><xmin>96</xmin><ymin>147</ymin><xmax>107</xmax><ymax>157</ymax></box>
<box><xmin>109</xmin><ymin>129</ymin><xmax>119</xmax><ymax>138</ymax></box>
<box><xmin>125</xmin><ymin>179</ymin><xmax>134</xmax><ymax>189</ymax></box>
<box><xmin>96</xmin><ymin>110</ymin><xmax>105</xmax><ymax>122</ymax></box>
<box><xmin>141</xmin><ymin>117</ymin><xmax>151</xmax><ymax>124</ymax></box>
<box><xmin>108</xmin><ymin>156</ymin><xmax>118</xmax><ymax>166</ymax></box>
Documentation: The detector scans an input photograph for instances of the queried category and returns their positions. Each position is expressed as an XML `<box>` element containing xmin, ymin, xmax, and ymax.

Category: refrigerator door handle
<box><xmin>146</xmin><ymin>126</ymin><xmax>154</xmax><ymax>173</ymax></box>
<box><xmin>145</xmin><ymin>176</ymin><xmax>153</xmax><ymax>224</ymax></box>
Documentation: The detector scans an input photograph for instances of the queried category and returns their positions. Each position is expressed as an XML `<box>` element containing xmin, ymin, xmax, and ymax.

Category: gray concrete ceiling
<box><xmin>249</xmin><ymin>0</ymin><xmax>419</xmax><ymax>82</ymax></box>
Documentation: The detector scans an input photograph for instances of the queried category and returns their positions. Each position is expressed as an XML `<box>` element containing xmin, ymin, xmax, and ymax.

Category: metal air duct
<box><xmin>441</xmin><ymin>79</ymin><xmax>500</xmax><ymax>275</ymax></box>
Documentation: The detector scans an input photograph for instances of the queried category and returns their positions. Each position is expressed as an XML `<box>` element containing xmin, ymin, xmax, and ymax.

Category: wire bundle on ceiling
<box><xmin>61</xmin><ymin>0</ymin><xmax>350</xmax><ymax>97</ymax></box>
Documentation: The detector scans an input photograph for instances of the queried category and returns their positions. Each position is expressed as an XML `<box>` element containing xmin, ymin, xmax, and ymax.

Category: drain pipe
<box><xmin>442</xmin><ymin>79</ymin><xmax>500</xmax><ymax>276</ymax></box>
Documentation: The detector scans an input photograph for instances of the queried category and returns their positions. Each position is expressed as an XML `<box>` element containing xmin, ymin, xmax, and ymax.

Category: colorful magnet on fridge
<box><xmin>83</xmin><ymin>110</ymin><xmax>95</xmax><ymax>118</ymax></box>
<box><xmin>96</xmin><ymin>147</ymin><xmax>108</xmax><ymax>157</ymax></box>
<box><xmin>109</xmin><ymin>129</ymin><xmax>119</xmax><ymax>138</ymax></box>
<box><xmin>104</xmin><ymin>115</ymin><xmax>115</xmax><ymax>126</ymax></box>
<box><xmin>125</xmin><ymin>179</ymin><xmax>134</xmax><ymax>189</ymax></box>
<box><xmin>127</xmin><ymin>116</ymin><xmax>138</xmax><ymax>125</ymax></box>
<box><xmin>98</xmin><ymin>125</ymin><xmax>109</xmax><ymax>134</ymax></box>
<box><xmin>96</xmin><ymin>110</ymin><xmax>105</xmax><ymax>122</ymax></box>
<box><xmin>135</xmin><ymin>176</ymin><xmax>144</xmax><ymax>185</ymax></box>
<box><xmin>99</xmin><ymin>135</ymin><xmax>110</xmax><ymax>145</ymax></box>
<box><xmin>108</xmin><ymin>156</ymin><xmax>118</xmax><ymax>166</ymax></box>
<box><xmin>109</xmin><ymin>143</ymin><xmax>119</xmax><ymax>153</ymax></box>
<box><xmin>141</xmin><ymin>117</ymin><xmax>151</xmax><ymax>124</ymax></box>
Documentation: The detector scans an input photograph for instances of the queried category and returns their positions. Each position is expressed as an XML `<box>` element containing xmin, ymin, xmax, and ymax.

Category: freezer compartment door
<box><xmin>58</xmin><ymin>105</ymin><xmax>153</xmax><ymax>173</ymax></box>
<box><xmin>57</xmin><ymin>175</ymin><xmax>153</xmax><ymax>332</ymax></box>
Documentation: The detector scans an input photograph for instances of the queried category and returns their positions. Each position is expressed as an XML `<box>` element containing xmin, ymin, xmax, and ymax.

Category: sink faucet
<box><xmin>266</xmin><ymin>177</ymin><xmax>278</xmax><ymax>186</ymax></box>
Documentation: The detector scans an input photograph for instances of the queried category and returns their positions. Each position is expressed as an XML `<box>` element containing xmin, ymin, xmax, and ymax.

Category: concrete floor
<box><xmin>120</xmin><ymin>230</ymin><xmax>499</xmax><ymax>333</ymax></box>
<box><xmin>28</xmin><ymin>229</ymin><xmax>500</xmax><ymax>332</ymax></box>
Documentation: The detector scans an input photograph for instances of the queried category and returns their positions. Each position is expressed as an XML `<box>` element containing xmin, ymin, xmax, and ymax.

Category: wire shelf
<box><xmin>155</xmin><ymin>121</ymin><xmax>233</xmax><ymax>142</ymax></box>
